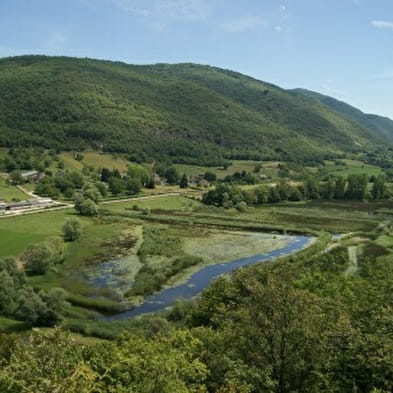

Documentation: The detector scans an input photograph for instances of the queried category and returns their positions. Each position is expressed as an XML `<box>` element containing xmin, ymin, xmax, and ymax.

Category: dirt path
<box><xmin>345</xmin><ymin>246</ymin><xmax>358</xmax><ymax>276</ymax></box>
<box><xmin>16</xmin><ymin>184</ymin><xmax>38</xmax><ymax>199</ymax></box>
<box><xmin>101</xmin><ymin>192</ymin><xmax>181</xmax><ymax>205</ymax></box>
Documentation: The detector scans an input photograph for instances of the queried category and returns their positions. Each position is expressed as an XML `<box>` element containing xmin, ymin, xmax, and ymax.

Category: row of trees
<box><xmin>203</xmin><ymin>174</ymin><xmax>390</xmax><ymax>208</ymax></box>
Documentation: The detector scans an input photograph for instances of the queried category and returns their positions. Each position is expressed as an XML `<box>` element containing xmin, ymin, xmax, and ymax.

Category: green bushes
<box><xmin>128</xmin><ymin>225</ymin><xmax>205</xmax><ymax>296</ymax></box>
<box><xmin>16</xmin><ymin>287</ymin><xmax>68</xmax><ymax>327</ymax></box>
<box><xmin>137</xmin><ymin>226</ymin><xmax>183</xmax><ymax>261</ymax></box>
<box><xmin>62</xmin><ymin>218</ymin><xmax>82</xmax><ymax>241</ymax></box>
<box><xmin>0</xmin><ymin>258</ymin><xmax>68</xmax><ymax>326</ymax></box>
<box><xmin>65</xmin><ymin>293</ymin><xmax>126</xmax><ymax>314</ymax></box>
<box><xmin>21</xmin><ymin>237</ymin><xmax>64</xmax><ymax>275</ymax></box>
<box><xmin>35</xmin><ymin>171</ymin><xmax>85</xmax><ymax>199</ymax></box>
<box><xmin>0</xmin><ymin>328</ymin><xmax>208</xmax><ymax>392</ymax></box>
<box><xmin>74</xmin><ymin>194</ymin><xmax>99</xmax><ymax>216</ymax></box>
<box><xmin>130</xmin><ymin>254</ymin><xmax>203</xmax><ymax>297</ymax></box>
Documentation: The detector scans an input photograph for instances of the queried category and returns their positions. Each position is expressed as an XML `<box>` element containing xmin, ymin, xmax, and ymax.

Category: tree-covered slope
<box><xmin>292</xmin><ymin>88</ymin><xmax>393</xmax><ymax>143</ymax></box>
<box><xmin>0</xmin><ymin>55</ymin><xmax>387</xmax><ymax>163</ymax></box>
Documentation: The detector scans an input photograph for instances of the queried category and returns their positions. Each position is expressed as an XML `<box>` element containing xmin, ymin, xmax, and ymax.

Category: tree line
<box><xmin>203</xmin><ymin>174</ymin><xmax>390</xmax><ymax>208</ymax></box>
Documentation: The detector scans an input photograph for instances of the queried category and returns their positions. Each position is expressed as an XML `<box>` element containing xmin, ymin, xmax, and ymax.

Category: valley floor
<box><xmin>0</xmin><ymin>191</ymin><xmax>392</xmax><ymax>333</ymax></box>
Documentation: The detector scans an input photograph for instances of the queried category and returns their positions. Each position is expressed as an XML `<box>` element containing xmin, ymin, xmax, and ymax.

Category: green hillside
<box><xmin>292</xmin><ymin>88</ymin><xmax>393</xmax><ymax>143</ymax></box>
<box><xmin>0</xmin><ymin>55</ymin><xmax>388</xmax><ymax>164</ymax></box>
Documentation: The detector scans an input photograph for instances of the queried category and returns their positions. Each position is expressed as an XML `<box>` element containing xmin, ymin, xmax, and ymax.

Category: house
<box><xmin>21</xmin><ymin>171</ymin><xmax>44</xmax><ymax>183</ymax></box>
<box><xmin>153</xmin><ymin>173</ymin><xmax>166</xmax><ymax>185</ymax></box>
<box><xmin>188</xmin><ymin>175</ymin><xmax>200</xmax><ymax>187</ymax></box>
<box><xmin>198</xmin><ymin>179</ymin><xmax>210</xmax><ymax>187</ymax></box>
<box><xmin>259</xmin><ymin>174</ymin><xmax>270</xmax><ymax>181</ymax></box>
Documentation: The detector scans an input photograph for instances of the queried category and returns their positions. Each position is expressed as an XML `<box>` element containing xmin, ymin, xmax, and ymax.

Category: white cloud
<box><xmin>371</xmin><ymin>20</ymin><xmax>393</xmax><ymax>30</ymax></box>
<box><xmin>112</xmin><ymin>1</ymin><xmax>287</xmax><ymax>33</ymax></box>
<box><xmin>114</xmin><ymin>0</ymin><xmax>212</xmax><ymax>21</ymax></box>
<box><xmin>219</xmin><ymin>16</ymin><xmax>266</xmax><ymax>33</ymax></box>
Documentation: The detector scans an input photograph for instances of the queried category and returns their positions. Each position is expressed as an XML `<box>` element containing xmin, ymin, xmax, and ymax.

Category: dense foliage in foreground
<box><xmin>1</xmin><ymin>229</ymin><xmax>393</xmax><ymax>392</ymax></box>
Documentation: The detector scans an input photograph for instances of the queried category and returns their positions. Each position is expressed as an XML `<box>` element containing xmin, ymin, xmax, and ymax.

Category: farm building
<box><xmin>153</xmin><ymin>173</ymin><xmax>166</xmax><ymax>185</ymax></box>
<box><xmin>21</xmin><ymin>171</ymin><xmax>44</xmax><ymax>183</ymax></box>
<box><xmin>0</xmin><ymin>198</ymin><xmax>53</xmax><ymax>212</ymax></box>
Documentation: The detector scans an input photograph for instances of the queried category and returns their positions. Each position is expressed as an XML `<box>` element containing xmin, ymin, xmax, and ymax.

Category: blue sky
<box><xmin>1</xmin><ymin>0</ymin><xmax>393</xmax><ymax>117</ymax></box>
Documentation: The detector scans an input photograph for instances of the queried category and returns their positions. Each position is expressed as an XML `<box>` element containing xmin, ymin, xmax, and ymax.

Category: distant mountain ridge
<box><xmin>291</xmin><ymin>88</ymin><xmax>393</xmax><ymax>143</ymax></box>
<box><xmin>0</xmin><ymin>55</ymin><xmax>390</xmax><ymax>164</ymax></box>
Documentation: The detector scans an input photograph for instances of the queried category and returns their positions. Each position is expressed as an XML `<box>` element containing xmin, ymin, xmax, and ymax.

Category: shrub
<box><xmin>21</xmin><ymin>238</ymin><xmax>64</xmax><ymax>275</ymax></box>
<box><xmin>62</xmin><ymin>218</ymin><xmax>82</xmax><ymax>241</ymax></box>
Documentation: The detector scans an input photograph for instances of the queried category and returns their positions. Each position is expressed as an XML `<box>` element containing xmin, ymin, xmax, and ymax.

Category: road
<box><xmin>0</xmin><ymin>192</ymin><xmax>186</xmax><ymax>218</ymax></box>
<box><xmin>15</xmin><ymin>184</ymin><xmax>38</xmax><ymax>199</ymax></box>
<box><xmin>101</xmin><ymin>192</ymin><xmax>181</xmax><ymax>205</ymax></box>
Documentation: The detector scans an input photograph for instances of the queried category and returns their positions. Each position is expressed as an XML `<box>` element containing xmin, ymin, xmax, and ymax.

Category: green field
<box><xmin>0</xmin><ymin>209</ymin><xmax>74</xmax><ymax>257</ymax></box>
<box><xmin>58</xmin><ymin>152</ymin><xmax>143</xmax><ymax>173</ymax></box>
<box><xmin>321</xmin><ymin>159</ymin><xmax>383</xmax><ymax>177</ymax></box>
<box><xmin>104</xmin><ymin>195</ymin><xmax>200</xmax><ymax>212</ymax></box>
<box><xmin>235</xmin><ymin>200</ymin><xmax>386</xmax><ymax>233</ymax></box>
<box><xmin>174</xmin><ymin>160</ymin><xmax>279</xmax><ymax>179</ymax></box>
<box><xmin>0</xmin><ymin>177</ymin><xmax>29</xmax><ymax>202</ymax></box>
<box><xmin>0</xmin><ymin>316</ymin><xmax>27</xmax><ymax>333</ymax></box>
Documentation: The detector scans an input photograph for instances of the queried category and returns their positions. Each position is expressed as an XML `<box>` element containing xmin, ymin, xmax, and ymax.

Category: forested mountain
<box><xmin>0</xmin><ymin>55</ymin><xmax>390</xmax><ymax>164</ymax></box>
<box><xmin>292</xmin><ymin>88</ymin><xmax>393</xmax><ymax>143</ymax></box>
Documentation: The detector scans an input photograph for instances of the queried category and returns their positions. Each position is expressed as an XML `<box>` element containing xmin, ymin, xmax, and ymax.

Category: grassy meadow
<box><xmin>320</xmin><ymin>159</ymin><xmax>383</xmax><ymax>177</ymax></box>
<box><xmin>0</xmin><ymin>209</ymin><xmax>74</xmax><ymax>257</ymax></box>
<box><xmin>0</xmin><ymin>177</ymin><xmax>29</xmax><ymax>202</ymax></box>
<box><xmin>104</xmin><ymin>195</ymin><xmax>200</xmax><ymax>212</ymax></box>
<box><xmin>174</xmin><ymin>160</ymin><xmax>280</xmax><ymax>179</ymax></box>
<box><xmin>236</xmin><ymin>200</ymin><xmax>386</xmax><ymax>233</ymax></box>
<box><xmin>58</xmin><ymin>152</ymin><xmax>136</xmax><ymax>173</ymax></box>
